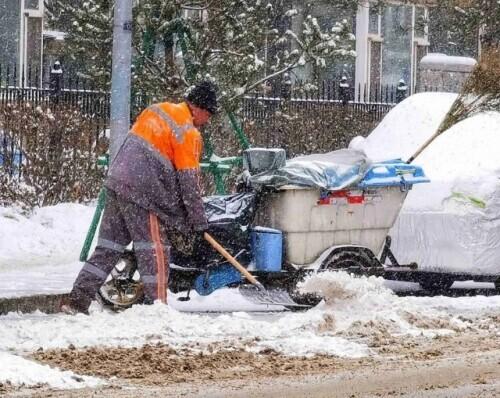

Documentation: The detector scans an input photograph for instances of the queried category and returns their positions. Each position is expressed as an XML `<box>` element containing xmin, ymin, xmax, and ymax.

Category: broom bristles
<box><xmin>407</xmin><ymin>47</ymin><xmax>500</xmax><ymax>163</ymax></box>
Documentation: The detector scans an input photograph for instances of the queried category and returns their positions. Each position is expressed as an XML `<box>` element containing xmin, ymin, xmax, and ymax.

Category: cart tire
<box><xmin>98</xmin><ymin>251</ymin><xmax>144</xmax><ymax>311</ymax></box>
<box><xmin>321</xmin><ymin>249</ymin><xmax>377</xmax><ymax>273</ymax></box>
<box><xmin>284</xmin><ymin>249</ymin><xmax>377</xmax><ymax>311</ymax></box>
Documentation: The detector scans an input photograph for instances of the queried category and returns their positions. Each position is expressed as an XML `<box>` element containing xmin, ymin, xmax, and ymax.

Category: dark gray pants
<box><xmin>70</xmin><ymin>189</ymin><xmax>170</xmax><ymax>310</ymax></box>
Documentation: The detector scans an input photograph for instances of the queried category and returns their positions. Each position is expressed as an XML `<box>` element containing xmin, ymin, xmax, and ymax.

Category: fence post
<box><xmin>396</xmin><ymin>79</ymin><xmax>408</xmax><ymax>103</ymax></box>
<box><xmin>339</xmin><ymin>76</ymin><xmax>350</xmax><ymax>105</ymax></box>
<box><xmin>49</xmin><ymin>61</ymin><xmax>63</xmax><ymax>103</ymax></box>
<box><xmin>280</xmin><ymin>72</ymin><xmax>292</xmax><ymax>100</ymax></box>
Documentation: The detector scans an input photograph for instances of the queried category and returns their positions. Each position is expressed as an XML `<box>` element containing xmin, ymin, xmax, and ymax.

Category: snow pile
<box><xmin>1</xmin><ymin>272</ymin><xmax>499</xmax><ymax>365</ymax></box>
<box><xmin>299</xmin><ymin>272</ymin><xmax>490</xmax><ymax>337</ymax></box>
<box><xmin>420</xmin><ymin>53</ymin><xmax>477</xmax><ymax>72</ymax></box>
<box><xmin>0</xmin><ymin>288</ymin><xmax>369</xmax><ymax>359</ymax></box>
<box><xmin>354</xmin><ymin>93</ymin><xmax>500</xmax><ymax>275</ymax></box>
<box><xmin>0</xmin><ymin>351</ymin><xmax>102</xmax><ymax>389</ymax></box>
<box><xmin>0</xmin><ymin>203</ymin><xmax>95</xmax><ymax>270</ymax></box>
<box><xmin>357</xmin><ymin>92</ymin><xmax>457</xmax><ymax>162</ymax></box>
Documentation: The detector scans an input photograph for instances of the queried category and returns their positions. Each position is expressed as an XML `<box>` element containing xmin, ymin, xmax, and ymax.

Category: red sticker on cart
<box><xmin>318</xmin><ymin>190</ymin><xmax>365</xmax><ymax>205</ymax></box>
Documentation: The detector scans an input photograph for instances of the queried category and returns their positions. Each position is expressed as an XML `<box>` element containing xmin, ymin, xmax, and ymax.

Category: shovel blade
<box><xmin>239</xmin><ymin>285</ymin><xmax>311</xmax><ymax>308</ymax></box>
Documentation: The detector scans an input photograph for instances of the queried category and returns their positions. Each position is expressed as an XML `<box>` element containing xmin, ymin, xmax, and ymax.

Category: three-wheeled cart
<box><xmin>99</xmin><ymin>149</ymin><xmax>500</xmax><ymax>310</ymax></box>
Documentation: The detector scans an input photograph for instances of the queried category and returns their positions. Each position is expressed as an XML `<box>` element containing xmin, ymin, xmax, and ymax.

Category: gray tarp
<box><xmin>249</xmin><ymin>149</ymin><xmax>371</xmax><ymax>190</ymax></box>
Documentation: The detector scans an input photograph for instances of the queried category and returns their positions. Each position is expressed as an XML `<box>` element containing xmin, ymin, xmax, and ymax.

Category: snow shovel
<box><xmin>203</xmin><ymin>233</ymin><xmax>308</xmax><ymax>308</ymax></box>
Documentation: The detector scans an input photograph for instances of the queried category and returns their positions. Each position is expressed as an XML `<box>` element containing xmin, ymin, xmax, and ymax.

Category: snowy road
<box><xmin>1</xmin><ymin>204</ymin><xmax>499</xmax><ymax>394</ymax></box>
<box><xmin>1</xmin><ymin>271</ymin><xmax>500</xmax><ymax>393</ymax></box>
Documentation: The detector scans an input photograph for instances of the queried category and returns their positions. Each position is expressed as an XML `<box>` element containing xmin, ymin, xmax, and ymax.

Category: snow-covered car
<box><xmin>352</xmin><ymin>92</ymin><xmax>500</xmax><ymax>278</ymax></box>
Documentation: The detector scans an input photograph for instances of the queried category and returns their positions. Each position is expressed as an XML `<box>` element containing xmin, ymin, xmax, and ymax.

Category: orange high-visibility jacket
<box><xmin>106</xmin><ymin>102</ymin><xmax>208</xmax><ymax>232</ymax></box>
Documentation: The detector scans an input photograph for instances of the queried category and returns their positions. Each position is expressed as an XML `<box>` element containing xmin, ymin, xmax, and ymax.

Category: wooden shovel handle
<box><xmin>204</xmin><ymin>232</ymin><xmax>261</xmax><ymax>287</ymax></box>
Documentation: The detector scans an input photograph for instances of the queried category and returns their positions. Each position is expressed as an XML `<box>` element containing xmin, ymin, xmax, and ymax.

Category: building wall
<box><xmin>417</xmin><ymin>53</ymin><xmax>477</xmax><ymax>92</ymax></box>
<box><xmin>291</xmin><ymin>1</ymin><xmax>430</xmax><ymax>97</ymax></box>
<box><xmin>418</xmin><ymin>69</ymin><xmax>471</xmax><ymax>92</ymax></box>
<box><xmin>0</xmin><ymin>0</ymin><xmax>43</xmax><ymax>85</ymax></box>
<box><xmin>0</xmin><ymin>0</ymin><xmax>21</xmax><ymax>70</ymax></box>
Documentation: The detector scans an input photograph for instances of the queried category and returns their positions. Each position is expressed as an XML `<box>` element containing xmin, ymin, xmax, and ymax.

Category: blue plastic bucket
<box><xmin>250</xmin><ymin>227</ymin><xmax>283</xmax><ymax>272</ymax></box>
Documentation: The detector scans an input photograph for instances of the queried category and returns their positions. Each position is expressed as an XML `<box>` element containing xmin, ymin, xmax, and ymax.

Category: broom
<box><xmin>407</xmin><ymin>47</ymin><xmax>500</xmax><ymax>164</ymax></box>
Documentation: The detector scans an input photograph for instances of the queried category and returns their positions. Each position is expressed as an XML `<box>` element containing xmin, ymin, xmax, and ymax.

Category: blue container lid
<box><xmin>251</xmin><ymin>226</ymin><xmax>282</xmax><ymax>235</ymax></box>
<box><xmin>358</xmin><ymin>159</ymin><xmax>430</xmax><ymax>189</ymax></box>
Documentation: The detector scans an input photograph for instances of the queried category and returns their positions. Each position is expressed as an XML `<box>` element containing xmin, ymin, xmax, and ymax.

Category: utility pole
<box><xmin>109</xmin><ymin>0</ymin><xmax>133</xmax><ymax>162</ymax></box>
<box><xmin>80</xmin><ymin>0</ymin><xmax>133</xmax><ymax>262</ymax></box>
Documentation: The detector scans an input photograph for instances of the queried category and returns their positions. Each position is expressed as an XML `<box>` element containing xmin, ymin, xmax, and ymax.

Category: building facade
<box><xmin>292</xmin><ymin>1</ymin><xmax>434</xmax><ymax>96</ymax></box>
<box><xmin>0</xmin><ymin>0</ymin><xmax>44</xmax><ymax>84</ymax></box>
<box><xmin>355</xmin><ymin>1</ymin><xmax>430</xmax><ymax>96</ymax></box>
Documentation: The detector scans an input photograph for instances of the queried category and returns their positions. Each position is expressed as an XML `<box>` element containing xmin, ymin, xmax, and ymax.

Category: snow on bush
<box><xmin>0</xmin><ymin>103</ymin><xmax>106</xmax><ymax>209</ymax></box>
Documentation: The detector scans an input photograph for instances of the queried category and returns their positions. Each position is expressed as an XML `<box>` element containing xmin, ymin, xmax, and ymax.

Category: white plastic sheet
<box><xmin>358</xmin><ymin>93</ymin><xmax>500</xmax><ymax>276</ymax></box>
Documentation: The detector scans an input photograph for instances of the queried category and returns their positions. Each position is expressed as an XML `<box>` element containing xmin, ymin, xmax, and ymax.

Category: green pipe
<box><xmin>213</xmin><ymin>169</ymin><xmax>227</xmax><ymax>195</ymax></box>
<box><xmin>227</xmin><ymin>111</ymin><xmax>250</xmax><ymax>150</ymax></box>
<box><xmin>79</xmin><ymin>188</ymin><xmax>106</xmax><ymax>262</ymax></box>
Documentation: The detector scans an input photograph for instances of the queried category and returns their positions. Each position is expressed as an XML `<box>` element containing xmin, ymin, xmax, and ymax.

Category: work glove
<box><xmin>169</xmin><ymin>229</ymin><xmax>197</xmax><ymax>256</ymax></box>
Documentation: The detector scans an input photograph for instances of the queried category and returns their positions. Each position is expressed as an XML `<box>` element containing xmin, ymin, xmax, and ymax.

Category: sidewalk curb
<box><xmin>0</xmin><ymin>293</ymin><xmax>69</xmax><ymax>315</ymax></box>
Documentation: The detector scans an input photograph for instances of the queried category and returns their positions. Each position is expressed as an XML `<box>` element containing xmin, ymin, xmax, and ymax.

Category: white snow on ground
<box><xmin>0</xmin><ymin>262</ymin><xmax>83</xmax><ymax>298</ymax></box>
<box><xmin>0</xmin><ymin>271</ymin><xmax>498</xmax><ymax>364</ymax></box>
<box><xmin>0</xmin><ymin>203</ymin><xmax>95</xmax><ymax>270</ymax></box>
<box><xmin>0</xmin><ymin>351</ymin><xmax>102</xmax><ymax>389</ymax></box>
<box><xmin>0</xmin><ymin>202</ymin><xmax>499</xmax><ymax>388</ymax></box>
<box><xmin>354</xmin><ymin>92</ymin><xmax>500</xmax><ymax>275</ymax></box>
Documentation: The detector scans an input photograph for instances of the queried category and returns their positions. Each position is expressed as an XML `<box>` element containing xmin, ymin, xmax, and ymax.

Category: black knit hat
<box><xmin>186</xmin><ymin>81</ymin><xmax>218</xmax><ymax>114</ymax></box>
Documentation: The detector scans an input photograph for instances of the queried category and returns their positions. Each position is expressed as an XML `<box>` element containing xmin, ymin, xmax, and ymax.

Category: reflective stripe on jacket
<box><xmin>105</xmin><ymin>102</ymin><xmax>208</xmax><ymax>233</ymax></box>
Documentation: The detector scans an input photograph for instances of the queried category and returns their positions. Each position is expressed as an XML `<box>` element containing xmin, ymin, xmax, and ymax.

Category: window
<box><xmin>369</xmin><ymin>6</ymin><xmax>380</xmax><ymax>35</ymax></box>
<box><xmin>414</xmin><ymin>7</ymin><xmax>427</xmax><ymax>38</ymax></box>
<box><xmin>381</xmin><ymin>5</ymin><xmax>412</xmax><ymax>86</ymax></box>
<box><xmin>24</xmin><ymin>0</ymin><xmax>39</xmax><ymax>9</ymax></box>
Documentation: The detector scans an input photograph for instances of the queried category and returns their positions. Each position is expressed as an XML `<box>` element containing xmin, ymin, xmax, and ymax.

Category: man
<box><xmin>63</xmin><ymin>81</ymin><xmax>218</xmax><ymax>314</ymax></box>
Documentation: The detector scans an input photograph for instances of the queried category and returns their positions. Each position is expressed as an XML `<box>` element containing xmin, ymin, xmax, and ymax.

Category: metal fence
<box><xmin>0</xmin><ymin>63</ymin><xmax>110</xmax><ymax>121</ymax></box>
<box><xmin>238</xmin><ymin>80</ymin><xmax>425</xmax><ymax>155</ymax></box>
<box><xmin>1</xmin><ymin>61</ymin><xmax>442</xmax><ymax>174</ymax></box>
<box><xmin>0</xmin><ymin>63</ymin><xmax>110</xmax><ymax>166</ymax></box>
<box><xmin>0</xmin><ymin>63</ymin><xmax>110</xmax><ymax>206</ymax></box>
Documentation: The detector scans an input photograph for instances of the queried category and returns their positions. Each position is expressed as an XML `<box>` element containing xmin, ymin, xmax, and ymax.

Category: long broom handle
<box><xmin>406</xmin><ymin>130</ymin><xmax>442</xmax><ymax>164</ymax></box>
<box><xmin>204</xmin><ymin>232</ymin><xmax>264</xmax><ymax>290</ymax></box>
<box><xmin>406</xmin><ymin>132</ymin><xmax>441</xmax><ymax>164</ymax></box>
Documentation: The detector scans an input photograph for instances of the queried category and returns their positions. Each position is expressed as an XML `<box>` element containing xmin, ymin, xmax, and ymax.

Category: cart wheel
<box><xmin>321</xmin><ymin>249</ymin><xmax>376</xmax><ymax>273</ymax></box>
<box><xmin>419</xmin><ymin>278</ymin><xmax>454</xmax><ymax>292</ymax></box>
<box><xmin>98</xmin><ymin>251</ymin><xmax>144</xmax><ymax>311</ymax></box>
<box><xmin>494</xmin><ymin>278</ymin><xmax>500</xmax><ymax>292</ymax></box>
